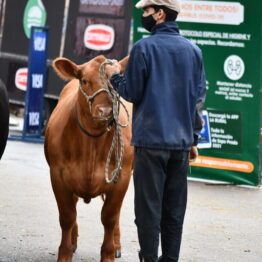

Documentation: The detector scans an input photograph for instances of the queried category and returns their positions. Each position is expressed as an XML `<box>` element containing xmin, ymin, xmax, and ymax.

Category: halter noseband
<box><xmin>75</xmin><ymin>83</ymin><xmax>114</xmax><ymax>138</ymax></box>
<box><xmin>79</xmin><ymin>84</ymin><xmax>111</xmax><ymax>113</ymax></box>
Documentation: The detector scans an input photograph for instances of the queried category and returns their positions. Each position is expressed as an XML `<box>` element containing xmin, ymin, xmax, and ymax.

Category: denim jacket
<box><xmin>111</xmin><ymin>22</ymin><xmax>206</xmax><ymax>150</ymax></box>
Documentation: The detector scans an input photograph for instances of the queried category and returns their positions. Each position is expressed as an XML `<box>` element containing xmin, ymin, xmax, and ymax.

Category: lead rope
<box><xmin>99</xmin><ymin>59</ymin><xmax>130</xmax><ymax>183</ymax></box>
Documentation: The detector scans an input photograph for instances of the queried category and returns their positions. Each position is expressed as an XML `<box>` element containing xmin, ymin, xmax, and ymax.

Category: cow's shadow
<box><xmin>33</xmin><ymin>251</ymin><xmax>100</xmax><ymax>262</ymax></box>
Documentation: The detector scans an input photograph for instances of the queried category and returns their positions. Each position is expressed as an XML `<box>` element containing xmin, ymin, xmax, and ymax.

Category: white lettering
<box><xmin>32</xmin><ymin>74</ymin><xmax>43</xmax><ymax>88</ymax></box>
<box><xmin>80</xmin><ymin>0</ymin><xmax>124</xmax><ymax>6</ymax></box>
<box><xmin>29</xmin><ymin>112</ymin><xmax>40</xmax><ymax>126</ymax></box>
<box><xmin>34</xmin><ymin>37</ymin><xmax>46</xmax><ymax>51</ymax></box>
<box><xmin>87</xmin><ymin>33</ymin><xmax>111</xmax><ymax>42</ymax></box>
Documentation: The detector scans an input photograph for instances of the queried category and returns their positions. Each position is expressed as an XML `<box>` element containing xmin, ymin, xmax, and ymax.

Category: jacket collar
<box><xmin>151</xmin><ymin>22</ymin><xmax>180</xmax><ymax>35</ymax></box>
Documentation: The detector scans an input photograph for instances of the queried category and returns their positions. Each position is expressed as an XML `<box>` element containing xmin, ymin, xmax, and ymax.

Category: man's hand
<box><xmin>105</xmin><ymin>62</ymin><xmax>121</xmax><ymax>79</ymax></box>
<box><xmin>189</xmin><ymin>146</ymin><xmax>198</xmax><ymax>162</ymax></box>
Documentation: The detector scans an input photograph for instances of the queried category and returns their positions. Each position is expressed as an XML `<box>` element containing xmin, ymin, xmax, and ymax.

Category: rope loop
<box><xmin>99</xmin><ymin>59</ymin><xmax>130</xmax><ymax>184</ymax></box>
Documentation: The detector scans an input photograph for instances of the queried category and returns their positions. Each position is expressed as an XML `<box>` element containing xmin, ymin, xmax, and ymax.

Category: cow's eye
<box><xmin>82</xmin><ymin>79</ymin><xmax>87</xmax><ymax>85</ymax></box>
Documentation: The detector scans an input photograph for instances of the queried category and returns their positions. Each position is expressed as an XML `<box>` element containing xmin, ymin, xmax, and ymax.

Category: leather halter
<box><xmin>75</xmin><ymin>79</ymin><xmax>114</xmax><ymax>137</ymax></box>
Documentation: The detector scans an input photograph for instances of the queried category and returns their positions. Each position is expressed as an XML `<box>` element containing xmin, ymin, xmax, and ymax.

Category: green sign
<box><xmin>133</xmin><ymin>0</ymin><xmax>262</xmax><ymax>186</ymax></box>
<box><xmin>23</xmin><ymin>0</ymin><xmax>47</xmax><ymax>39</ymax></box>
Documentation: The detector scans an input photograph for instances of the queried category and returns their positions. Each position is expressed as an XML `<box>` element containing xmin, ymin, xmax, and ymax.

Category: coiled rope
<box><xmin>99</xmin><ymin>59</ymin><xmax>130</xmax><ymax>183</ymax></box>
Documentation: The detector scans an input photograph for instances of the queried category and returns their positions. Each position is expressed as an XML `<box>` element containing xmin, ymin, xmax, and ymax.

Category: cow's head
<box><xmin>53</xmin><ymin>56</ymin><xmax>128</xmax><ymax>122</ymax></box>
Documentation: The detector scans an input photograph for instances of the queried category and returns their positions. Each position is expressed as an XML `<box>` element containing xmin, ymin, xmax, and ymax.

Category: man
<box><xmin>106</xmin><ymin>0</ymin><xmax>206</xmax><ymax>261</ymax></box>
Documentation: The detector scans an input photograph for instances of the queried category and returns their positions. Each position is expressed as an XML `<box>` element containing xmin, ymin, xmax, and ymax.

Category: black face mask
<box><xmin>141</xmin><ymin>14</ymin><xmax>157</xmax><ymax>32</ymax></box>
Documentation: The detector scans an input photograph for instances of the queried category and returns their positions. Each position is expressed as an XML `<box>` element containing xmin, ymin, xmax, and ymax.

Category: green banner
<box><xmin>133</xmin><ymin>0</ymin><xmax>262</xmax><ymax>186</ymax></box>
<box><xmin>23</xmin><ymin>0</ymin><xmax>46</xmax><ymax>39</ymax></box>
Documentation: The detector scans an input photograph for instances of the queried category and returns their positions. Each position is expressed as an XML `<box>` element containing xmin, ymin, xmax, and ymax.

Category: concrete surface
<box><xmin>0</xmin><ymin>141</ymin><xmax>261</xmax><ymax>262</ymax></box>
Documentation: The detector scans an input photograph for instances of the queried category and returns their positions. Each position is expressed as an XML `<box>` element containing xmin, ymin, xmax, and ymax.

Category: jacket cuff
<box><xmin>193</xmin><ymin>134</ymin><xmax>199</xmax><ymax>146</ymax></box>
<box><xmin>110</xmin><ymin>73</ymin><xmax>121</xmax><ymax>89</ymax></box>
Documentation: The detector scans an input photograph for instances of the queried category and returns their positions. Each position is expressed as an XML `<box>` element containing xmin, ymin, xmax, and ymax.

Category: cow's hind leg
<box><xmin>51</xmin><ymin>175</ymin><xmax>78</xmax><ymax>262</ymax></box>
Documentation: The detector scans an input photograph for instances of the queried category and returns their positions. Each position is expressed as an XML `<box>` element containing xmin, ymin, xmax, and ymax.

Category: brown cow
<box><xmin>44</xmin><ymin>55</ymin><xmax>133</xmax><ymax>262</ymax></box>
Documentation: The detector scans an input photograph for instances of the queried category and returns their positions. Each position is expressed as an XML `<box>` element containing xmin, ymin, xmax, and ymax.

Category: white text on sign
<box><xmin>34</xmin><ymin>37</ymin><xmax>46</xmax><ymax>51</ymax></box>
<box><xmin>29</xmin><ymin>112</ymin><xmax>40</xmax><ymax>126</ymax></box>
<box><xmin>32</xmin><ymin>74</ymin><xmax>43</xmax><ymax>88</ymax></box>
<box><xmin>177</xmin><ymin>1</ymin><xmax>244</xmax><ymax>25</ymax></box>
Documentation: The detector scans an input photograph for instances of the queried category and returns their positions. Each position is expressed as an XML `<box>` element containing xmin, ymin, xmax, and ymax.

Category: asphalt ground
<box><xmin>0</xmin><ymin>141</ymin><xmax>262</xmax><ymax>262</ymax></box>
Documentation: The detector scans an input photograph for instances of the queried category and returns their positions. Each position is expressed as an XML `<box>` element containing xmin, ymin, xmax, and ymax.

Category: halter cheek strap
<box><xmin>79</xmin><ymin>84</ymin><xmax>110</xmax><ymax>112</ymax></box>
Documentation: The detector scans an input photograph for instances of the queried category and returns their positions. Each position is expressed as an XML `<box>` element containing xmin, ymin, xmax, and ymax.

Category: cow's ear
<box><xmin>52</xmin><ymin>58</ymin><xmax>80</xmax><ymax>81</ymax></box>
<box><xmin>119</xmin><ymin>56</ymin><xmax>129</xmax><ymax>74</ymax></box>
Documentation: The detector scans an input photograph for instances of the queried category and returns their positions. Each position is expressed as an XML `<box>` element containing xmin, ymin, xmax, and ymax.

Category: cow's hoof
<box><xmin>115</xmin><ymin>248</ymin><xmax>121</xmax><ymax>258</ymax></box>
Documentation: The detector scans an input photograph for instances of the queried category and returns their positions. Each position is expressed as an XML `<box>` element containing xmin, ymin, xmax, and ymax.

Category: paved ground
<box><xmin>0</xmin><ymin>141</ymin><xmax>262</xmax><ymax>262</ymax></box>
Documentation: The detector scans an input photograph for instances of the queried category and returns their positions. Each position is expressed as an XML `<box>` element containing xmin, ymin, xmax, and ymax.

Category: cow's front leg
<box><xmin>51</xmin><ymin>174</ymin><xmax>78</xmax><ymax>262</ymax></box>
<box><xmin>100</xmin><ymin>189</ymin><xmax>126</xmax><ymax>262</ymax></box>
<box><xmin>57</xmin><ymin>193</ymin><xmax>78</xmax><ymax>262</ymax></box>
<box><xmin>114</xmin><ymin>221</ymin><xmax>121</xmax><ymax>258</ymax></box>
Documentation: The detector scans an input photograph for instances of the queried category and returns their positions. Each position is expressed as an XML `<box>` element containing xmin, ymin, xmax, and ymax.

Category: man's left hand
<box><xmin>105</xmin><ymin>62</ymin><xmax>121</xmax><ymax>79</ymax></box>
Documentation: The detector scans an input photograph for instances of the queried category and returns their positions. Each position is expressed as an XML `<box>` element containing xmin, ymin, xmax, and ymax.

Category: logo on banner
<box><xmin>15</xmin><ymin>68</ymin><xmax>28</xmax><ymax>91</ymax></box>
<box><xmin>84</xmin><ymin>24</ymin><xmax>115</xmax><ymax>51</ymax></box>
<box><xmin>224</xmin><ymin>55</ymin><xmax>245</xmax><ymax>81</ymax></box>
<box><xmin>34</xmin><ymin>36</ymin><xmax>46</xmax><ymax>51</ymax></box>
<box><xmin>23</xmin><ymin>0</ymin><xmax>47</xmax><ymax>39</ymax></box>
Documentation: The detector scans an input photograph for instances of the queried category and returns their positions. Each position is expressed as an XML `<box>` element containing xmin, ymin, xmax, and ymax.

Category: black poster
<box><xmin>1</xmin><ymin>0</ymin><xmax>65</xmax><ymax>59</ymax></box>
<box><xmin>0</xmin><ymin>0</ymin><xmax>132</xmax><ymax>101</ymax></box>
<box><xmin>63</xmin><ymin>0</ymin><xmax>132</xmax><ymax>64</ymax></box>
<box><xmin>3</xmin><ymin>59</ymin><xmax>26</xmax><ymax>103</ymax></box>
<box><xmin>74</xmin><ymin>17</ymin><xmax>125</xmax><ymax>60</ymax></box>
<box><xmin>0</xmin><ymin>0</ymin><xmax>66</xmax><ymax>101</ymax></box>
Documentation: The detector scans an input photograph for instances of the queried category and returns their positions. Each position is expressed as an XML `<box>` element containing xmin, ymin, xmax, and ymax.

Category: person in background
<box><xmin>106</xmin><ymin>0</ymin><xmax>206</xmax><ymax>261</ymax></box>
<box><xmin>0</xmin><ymin>84</ymin><xmax>9</xmax><ymax>160</ymax></box>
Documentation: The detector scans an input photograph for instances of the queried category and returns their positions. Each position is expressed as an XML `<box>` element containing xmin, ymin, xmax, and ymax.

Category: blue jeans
<box><xmin>133</xmin><ymin>147</ymin><xmax>189</xmax><ymax>262</ymax></box>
